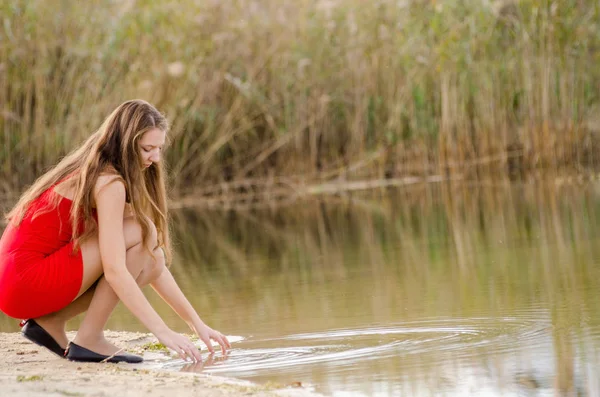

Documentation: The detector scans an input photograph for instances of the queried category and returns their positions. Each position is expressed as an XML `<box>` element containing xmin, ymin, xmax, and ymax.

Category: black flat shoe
<box><xmin>20</xmin><ymin>319</ymin><xmax>66</xmax><ymax>358</ymax></box>
<box><xmin>65</xmin><ymin>342</ymin><xmax>143</xmax><ymax>363</ymax></box>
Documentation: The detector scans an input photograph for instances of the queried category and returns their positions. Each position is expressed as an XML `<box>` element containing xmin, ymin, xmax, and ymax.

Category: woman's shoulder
<box><xmin>94</xmin><ymin>169</ymin><xmax>126</xmax><ymax>198</ymax></box>
<box><xmin>95</xmin><ymin>174</ymin><xmax>125</xmax><ymax>187</ymax></box>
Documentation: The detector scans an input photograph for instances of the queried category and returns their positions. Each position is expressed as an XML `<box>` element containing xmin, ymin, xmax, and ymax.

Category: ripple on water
<box><xmin>154</xmin><ymin>316</ymin><xmax>553</xmax><ymax>377</ymax></box>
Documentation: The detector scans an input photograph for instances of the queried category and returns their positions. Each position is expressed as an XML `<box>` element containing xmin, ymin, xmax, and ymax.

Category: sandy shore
<box><xmin>0</xmin><ymin>330</ymin><xmax>323</xmax><ymax>397</ymax></box>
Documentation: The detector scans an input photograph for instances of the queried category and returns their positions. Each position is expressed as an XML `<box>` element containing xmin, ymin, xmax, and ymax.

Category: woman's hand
<box><xmin>157</xmin><ymin>329</ymin><xmax>203</xmax><ymax>362</ymax></box>
<box><xmin>148</xmin><ymin>268</ymin><xmax>231</xmax><ymax>355</ymax></box>
<box><xmin>194</xmin><ymin>323</ymin><xmax>231</xmax><ymax>355</ymax></box>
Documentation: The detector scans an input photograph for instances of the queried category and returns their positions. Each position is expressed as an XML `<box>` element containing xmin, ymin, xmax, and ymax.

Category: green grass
<box><xmin>1</xmin><ymin>0</ymin><xmax>599</xmax><ymax>199</ymax></box>
<box><xmin>141</xmin><ymin>342</ymin><xmax>168</xmax><ymax>352</ymax></box>
<box><xmin>16</xmin><ymin>375</ymin><xmax>43</xmax><ymax>382</ymax></box>
<box><xmin>55</xmin><ymin>391</ymin><xmax>84</xmax><ymax>397</ymax></box>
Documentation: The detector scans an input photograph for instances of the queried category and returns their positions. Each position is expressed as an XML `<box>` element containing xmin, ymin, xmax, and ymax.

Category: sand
<box><xmin>0</xmin><ymin>330</ymin><xmax>323</xmax><ymax>397</ymax></box>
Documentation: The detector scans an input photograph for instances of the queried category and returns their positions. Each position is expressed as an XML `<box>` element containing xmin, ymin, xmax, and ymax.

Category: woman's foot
<box><xmin>65</xmin><ymin>342</ymin><xmax>143</xmax><ymax>363</ymax></box>
<box><xmin>72</xmin><ymin>333</ymin><xmax>123</xmax><ymax>356</ymax></box>
<box><xmin>20</xmin><ymin>319</ymin><xmax>67</xmax><ymax>358</ymax></box>
<box><xmin>68</xmin><ymin>333</ymin><xmax>143</xmax><ymax>363</ymax></box>
<box><xmin>30</xmin><ymin>317</ymin><xmax>69</xmax><ymax>349</ymax></box>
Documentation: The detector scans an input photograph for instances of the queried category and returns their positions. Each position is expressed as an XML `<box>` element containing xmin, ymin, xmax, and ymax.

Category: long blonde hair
<box><xmin>6</xmin><ymin>99</ymin><xmax>172</xmax><ymax>264</ymax></box>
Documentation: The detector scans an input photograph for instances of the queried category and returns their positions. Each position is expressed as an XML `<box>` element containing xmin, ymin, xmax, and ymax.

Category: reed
<box><xmin>1</xmin><ymin>0</ymin><xmax>599</xmax><ymax>198</ymax></box>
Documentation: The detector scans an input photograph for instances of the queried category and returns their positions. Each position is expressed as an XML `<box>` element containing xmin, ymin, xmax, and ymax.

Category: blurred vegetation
<box><xmin>1</xmin><ymin>0</ymin><xmax>600</xmax><ymax>200</ymax></box>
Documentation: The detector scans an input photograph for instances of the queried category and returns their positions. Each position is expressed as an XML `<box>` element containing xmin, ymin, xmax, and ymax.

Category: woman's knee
<box><xmin>123</xmin><ymin>216</ymin><xmax>158</xmax><ymax>250</ymax></box>
<box><xmin>78</xmin><ymin>216</ymin><xmax>159</xmax><ymax>295</ymax></box>
<box><xmin>149</xmin><ymin>247</ymin><xmax>166</xmax><ymax>280</ymax></box>
<box><xmin>137</xmin><ymin>247</ymin><xmax>166</xmax><ymax>285</ymax></box>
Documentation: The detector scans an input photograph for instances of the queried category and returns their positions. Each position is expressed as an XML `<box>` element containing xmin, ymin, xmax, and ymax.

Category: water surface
<box><xmin>3</xmin><ymin>181</ymin><xmax>600</xmax><ymax>395</ymax></box>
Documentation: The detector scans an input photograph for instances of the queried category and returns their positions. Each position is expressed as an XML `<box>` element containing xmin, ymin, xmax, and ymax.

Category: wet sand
<box><xmin>0</xmin><ymin>330</ymin><xmax>322</xmax><ymax>397</ymax></box>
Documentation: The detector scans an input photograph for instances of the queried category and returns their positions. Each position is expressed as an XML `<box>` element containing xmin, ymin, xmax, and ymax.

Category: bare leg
<box><xmin>72</xmin><ymin>244</ymin><xmax>164</xmax><ymax>355</ymax></box>
<box><xmin>33</xmin><ymin>286</ymin><xmax>97</xmax><ymax>349</ymax></box>
<box><xmin>30</xmin><ymin>217</ymin><xmax>164</xmax><ymax>354</ymax></box>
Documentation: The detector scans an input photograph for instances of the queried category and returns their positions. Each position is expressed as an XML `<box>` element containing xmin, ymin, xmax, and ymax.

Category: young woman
<box><xmin>0</xmin><ymin>99</ymin><xmax>230</xmax><ymax>363</ymax></box>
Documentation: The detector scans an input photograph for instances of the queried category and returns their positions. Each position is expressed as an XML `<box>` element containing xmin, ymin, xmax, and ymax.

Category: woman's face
<box><xmin>138</xmin><ymin>128</ymin><xmax>166</xmax><ymax>169</ymax></box>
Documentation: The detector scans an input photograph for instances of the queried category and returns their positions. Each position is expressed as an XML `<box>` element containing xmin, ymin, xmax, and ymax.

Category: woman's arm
<box><xmin>151</xmin><ymin>267</ymin><xmax>230</xmax><ymax>354</ymax></box>
<box><xmin>95</xmin><ymin>177</ymin><xmax>202</xmax><ymax>361</ymax></box>
<box><xmin>95</xmin><ymin>178</ymin><xmax>165</xmax><ymax>332</ymax></box>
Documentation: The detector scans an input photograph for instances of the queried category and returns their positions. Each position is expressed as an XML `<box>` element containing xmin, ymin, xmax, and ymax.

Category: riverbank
<box><xmin>0</xmin><ymin>330</ymin><xmax>322</xmax><ymax>397</ymax></box>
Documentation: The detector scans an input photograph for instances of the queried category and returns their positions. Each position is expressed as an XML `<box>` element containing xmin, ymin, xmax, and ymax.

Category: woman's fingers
<box><xmin>179</xmin><ymin>347</ymin><xmax>189</xmax><ymax>361</ymax></box>
<box><xmin>195</xmin><ymin>328</ymin><xmax>230</xmax><ymax>355</ymax></box>
<box><xmin>189</xmin><ymin>341</ymin><xmax>203</xmax><ymax>361</ymax></box>
<box><xmin>182</xmin><ymin>346</ymin><xmax>199</xmax><ymax>362</ymax></box>
<box><xmin>182</xmin><ymin>339</ymin><xmax>202</xmax><ymax>362</ymax></box>
<box><xmin>175</xmin><ymin>343</ymin><xmax>189</xmax><ymax>361</ymax></box>
<box><xmin>176</xmin><ymin>346</ymin><xmax>187</xmax><ymax>361</ymax></box>
<box><xmin>173</xmin><ymin>338</ymin><xmax>202</xmax><ymax>362</ymax></box>
<box><xmin>213</xmin><ymin>334</ymin><xmax>227</xmax><ymax>354</ymax></box>
<box><xmin>202</xmin><ymin>336</ymin><xmax>215</xmax><ymax>354</ymax></box>
<box><xmin>209</xmin><ymin>332</ymin><xmax>229</xmax><ymax>354</ymax></box>
<box><xmin>221</xmin><ymin>333</ymin><xmax>231</xmax><ymax>348</ymax></box>
<box><xmin>158</xmin><ymin>330</ymin><xmax>203</xmax><ymax>362</ymax></box>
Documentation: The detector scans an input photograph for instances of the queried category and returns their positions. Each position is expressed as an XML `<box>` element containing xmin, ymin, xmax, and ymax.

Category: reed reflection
<box><xmin>166</xmin><ymin>181</ymin><xmax>600</xmax><ymax>395</ymax></box>
<box><xmin>2</xmin><ymin>181</ymin><xmax>600</xmax><ymax>395</ymax></box>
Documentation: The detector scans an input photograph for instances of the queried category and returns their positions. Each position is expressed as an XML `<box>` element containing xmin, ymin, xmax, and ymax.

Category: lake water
<box><xmin>2</xmin><ymin>181</ymin><xmax>600</xmax><ymax>396</ymax></box>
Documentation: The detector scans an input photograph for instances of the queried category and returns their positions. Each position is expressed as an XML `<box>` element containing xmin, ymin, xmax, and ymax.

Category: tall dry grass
<box><xmin>1</xmin><ymin>0</ymin><xmax>599</xmax><ymax>199</ymax></box>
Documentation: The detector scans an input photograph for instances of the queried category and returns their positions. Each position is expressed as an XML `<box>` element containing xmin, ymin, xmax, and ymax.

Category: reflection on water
<box><xmin>156</xmin><ymin>317</ymin><xmax>595</xmax><ymax>396</ymax></box>
<box><xmin>3</xmin><ymin>180</ymin><xmax>600</xmax><ymax>395</ymax></box>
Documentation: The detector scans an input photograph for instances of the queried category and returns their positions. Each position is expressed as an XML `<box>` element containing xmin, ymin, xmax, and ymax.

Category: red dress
<box><xmin>0</xmin><ymin>185</ymin><xmax>84</xmax><ymax>319</ymax></box>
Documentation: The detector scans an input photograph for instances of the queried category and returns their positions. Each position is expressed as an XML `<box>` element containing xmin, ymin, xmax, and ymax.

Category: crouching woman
<box><xmin>0</xmin><ymin>99</ymin><xmax>229</xmax><ymax>363</ymax></box>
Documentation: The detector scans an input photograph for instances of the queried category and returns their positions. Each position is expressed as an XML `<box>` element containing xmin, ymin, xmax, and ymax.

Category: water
<box><xmin>3</xmin><ymin>181</ymin><xmax>600</xmax><ymax>395</ymax></box>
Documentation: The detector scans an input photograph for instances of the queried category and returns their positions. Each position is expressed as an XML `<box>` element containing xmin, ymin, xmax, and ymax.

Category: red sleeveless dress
<box><xmin>0</xmin><ymin>184</ymin><xmax>84</xmax><ymax>319</ymax></box>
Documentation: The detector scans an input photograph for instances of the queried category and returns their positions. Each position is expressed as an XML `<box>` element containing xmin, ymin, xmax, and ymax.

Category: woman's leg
<box><xmin>72</xmin><ymin>243</ymin><xmax>165</xmax><ymax>355</ymax></box>
<box><xmin>33</xmin><ymin>217</ymin><xmax>165</xmax><ymax>351</ymax></box>
<box><xmin>32</xmin><ymin>286</ymin><xmax>97</xmax><ymax>349</ymax></box>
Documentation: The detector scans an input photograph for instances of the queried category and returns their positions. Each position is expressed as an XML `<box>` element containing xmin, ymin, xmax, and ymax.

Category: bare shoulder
<box><xmin>94</xmin><ymin>174</ymin><xmax>126</xmax><ymax>202</ymax></box>
<box><xmin>94</xmin><ymin>175</ymin><xmax>127</xmax><ymax>225</ymax></box>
